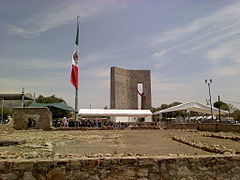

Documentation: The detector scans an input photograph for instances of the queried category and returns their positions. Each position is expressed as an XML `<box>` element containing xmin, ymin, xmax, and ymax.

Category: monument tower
<box><xmin>110</xmin><ymin>67</ymin><xmax>151</xmax><ymax>110</ymax></box>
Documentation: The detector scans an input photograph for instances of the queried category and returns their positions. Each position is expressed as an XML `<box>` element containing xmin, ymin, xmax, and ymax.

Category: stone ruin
<box><xmin>13</xmin><ymin>107</ymin><xmax>52</xmax><ymax>130</ymax></box>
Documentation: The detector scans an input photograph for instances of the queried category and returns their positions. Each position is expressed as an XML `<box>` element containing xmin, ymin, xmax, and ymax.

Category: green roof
<box><xmin>28</xmin><ymin>101</ymin><xmax>77</xmax><ymax>112</ymax></box>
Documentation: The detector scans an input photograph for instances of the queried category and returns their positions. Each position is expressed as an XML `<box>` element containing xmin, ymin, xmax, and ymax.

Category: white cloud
<box><xmin>6</xmin><ymin>0</ymin><xmax>129</xmax><ymax>38</ymax></box>
<box><xmin>150</xmin><ymin>43</ymin><xmax>185</xmax><ymax>67</ymax></box>
<box><xmin>81</xmin><ymin>52</ymin><xmax>120</xmax><ymax>65</ymax></box>
<box><xmin>0</xmin><ymin>58</ymin><xmax>68</xmax><ymax>70</ymax></box>
<box><xmin>150</xmin><ymin>2</ymin><xmax>240</xmax><ymax>67</ymax></box>
<box><xmin>82</xmin><ymin>68</ymin><xmax>109</xmax><ymax>79</ymax></box>
<box><xmin>152</xmin><ymin>2</ymin><xmax>240</xmax><ymax>45</ymax></box>
<box><xmin>207</xmin><ymin>40</ymin><xmax>240</xmax><ymax>64</ymax></box>
<box><xmin>214</xmin><ymin>65</ymin><xmax>240</xmax><ymax>77</ymax></box>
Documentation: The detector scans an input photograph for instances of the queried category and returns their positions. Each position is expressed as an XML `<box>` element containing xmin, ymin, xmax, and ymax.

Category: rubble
<box><xmin>172</xmin><ymin>136</ymin><xmax>237</xmax><ymax>154</ymax></box>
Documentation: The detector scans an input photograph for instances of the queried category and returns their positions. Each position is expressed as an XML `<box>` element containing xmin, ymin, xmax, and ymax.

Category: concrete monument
<box><xmin>110</xmin><ymin>67</ymin><xmax>151</xmax><ymax>109</ymax></box>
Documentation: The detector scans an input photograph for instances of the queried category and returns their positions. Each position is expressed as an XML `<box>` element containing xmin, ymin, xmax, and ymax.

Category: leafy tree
<box><xmin>1</xmin><ymin>108</ymin><xmax>12</xmax><ymax>120</ymax></box>
<box><xmin>168</xmin><ymin>102</ymin><xmax>182</xmax><ymax>107</ymax></box>
<box><xmin>150</xmin><ymin>107</ymin><xmax>161</xmax><ymax>113</ymax></box>
<box><xmin>213</xmin><ymin>101</ymin><xmax>229</xmax><ymax>111</ymax></box>
<box><xmin>151</xmin><ymin>102</ymin><xmax>182</xmax><ymax>113</ymax></box>
<box><xmin>35</xmin><ymin>95</ymin><xmax>71</xmax><ymax>119</ymax></box>
<box><xmin>232</xmin><ymin>110</ymin><xmax>240</xmax><ymax>121</ymax></box>
<box><xmin>228</xmin><ymin>104</ymin><xmax>238</xmax><ymax>114</ymax></box>
<box><xmin>151</xmin><ymin>102</ymin><xmax>183</xmax><ymax>121</ymax></box>
<box><xmin>36</xmin><ymin>95</ymin><xmax>65</xmax><ymax>104</ymax></box>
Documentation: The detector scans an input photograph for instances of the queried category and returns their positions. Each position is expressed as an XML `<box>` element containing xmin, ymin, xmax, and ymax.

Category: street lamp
<box><xmin>205</xmin><ymin>79</ymin><xmax>213</xmax><ymax>122</ymax></box>
<box><xmin>22</xmin><ymin>87</ymin><xmax>25</xmax><ymax>107</ymax></box>
<box><xmin>0</xmin><ymin>98</ymin><xmax>4</xmax><ymax>122</ymax></box>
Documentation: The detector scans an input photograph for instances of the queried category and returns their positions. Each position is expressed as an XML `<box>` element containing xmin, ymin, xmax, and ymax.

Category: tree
<box><xmin>150</xmin><ymin>107</ymin><xmax>161</xmax><ymax>113</ymax></box>
<box><xmin>151</xmin><ymin>102</ymin><xmax>183</xmax><ymax>121</ymax></box>
<box><xmin>36</xmin><ymin>95</ymin><xmax>65</xmax><ymax>104</ymax></box>
<box><xmin>2</xmin><ymin>107</ymin><xmax>12</xmax><ymax>120</ymax></box>
<box><xmin>35</xmin><ymin>95</ymin><xmax>71</xmax><ymax>119</ymax></box>
<box><xmin>151</xmin><ymin>102</ymin><xmax>182</xmax><ymax>113</ymax></box>
<box><xmin>232</xmin><ymin>109</ymin><xmax>240</xmax><ymax>121</ymax></box>
<box><xmin>213</xmin><ymin>101</ymin><xmax>229</xmax><ymax>111</ymax></box>
<box><xmin>228</xmin><ymin>104</ymin><xmax>238</xmax><ymax>114</ymax></box>
<box><xmin>168</xmin><ymin>102</ymin><xmax>182</xmax><ymax>108</ymax></box>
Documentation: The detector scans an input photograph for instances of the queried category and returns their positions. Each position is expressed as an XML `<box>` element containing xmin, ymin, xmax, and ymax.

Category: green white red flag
<box><xmin>70</xmin><ymin>17</ymin><xmax>79</xmax><ymax>89</ymax></box>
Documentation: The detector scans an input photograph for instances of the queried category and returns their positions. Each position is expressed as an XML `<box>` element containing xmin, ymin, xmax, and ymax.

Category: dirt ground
<box><xmin>0</xmin><ymin>129</ymin><xmax>239</xmax><ymax>159</ymax></box>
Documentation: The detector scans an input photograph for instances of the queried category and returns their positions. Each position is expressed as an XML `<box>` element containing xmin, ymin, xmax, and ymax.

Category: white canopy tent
<box><xmin>78</xmin><ymin>109</ymin><xmax>153</xmax><ymax>122</ymax></box>
<box><xmin>79</xmin><ymin>109</ymin><xmax>152</xmax><ymax>117</ymax></box>
<box><xmin>154</xmin><ymin>101</ymin><xmax>228</xmax><ymax>115</ymax></box>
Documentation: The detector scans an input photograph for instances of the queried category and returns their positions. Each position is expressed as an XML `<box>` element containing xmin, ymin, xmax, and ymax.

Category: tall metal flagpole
<box><xmin>75</xmin><ymin>16</ymin><xmax>80</xmax><ymax>121</ymax></box>
<box><xmin>75</xmin><ymin>87</ymin><xmax>78</xmax><ymax>121</ymax></box>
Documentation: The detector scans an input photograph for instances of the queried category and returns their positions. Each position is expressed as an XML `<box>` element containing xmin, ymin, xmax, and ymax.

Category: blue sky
<box><xmin>0</xmin><ymin>0</ymin><xmax>239</xmax><ymax>109</ymax></box>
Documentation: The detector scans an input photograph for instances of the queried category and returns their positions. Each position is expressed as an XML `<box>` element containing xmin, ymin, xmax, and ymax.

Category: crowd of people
<box><xmin>52</xmin><ymin>117</ymin><xmax>130</xmax><ymax>129</ymax></box>
<box><xmin>52</xmin><ymin>117</ymin><xmax>157</xmax><ymax>129</ymax></box>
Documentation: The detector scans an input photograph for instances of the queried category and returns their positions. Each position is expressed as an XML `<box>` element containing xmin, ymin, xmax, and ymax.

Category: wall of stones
<box><xmin>0</xmin><ymin>155</ymin><xmax>240</xmax><ymax>180</ymax></box>
<box><xmin>198</xmin><ymin>123</ymin><xmax>240</xmax><ymax>133</ymax></box>
<box><xmin>166</xmin><ymin>123</ymin><xmax>240</xmax><ymax>133</ymax></box>
<box><xmin>166</xmin><ymin>123</ymin><xmax>198</xmax><ymax>130</ymax></box>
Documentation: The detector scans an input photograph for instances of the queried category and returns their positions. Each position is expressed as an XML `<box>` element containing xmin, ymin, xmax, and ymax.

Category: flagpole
<box><xmin>75</xmin><ymin>16</ymin><xmax>79</xmax><ymax>121</ymax></box>
<box><xmin>75</xmin><ymin>87</ymin><xmax>78</xmax><ymax>121</ymax></box>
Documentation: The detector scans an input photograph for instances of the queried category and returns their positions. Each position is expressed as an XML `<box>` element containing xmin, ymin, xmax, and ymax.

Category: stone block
<box><xmin>46</xmin><ymin>166</ymin><xmax>66</xmax><ymax>180</ymax></box>
<box><xmin>100</xmin><ymin>159</ymin><xmax>112</xmax><ymax>167</ymax></box>
<box><xmin>11</xmin><ymin>161</ymin><xmax>34</xmax><ymax>171</ymax></box>
<box><xmin>120</xmin><ymin>158</ymin><xmax>137</xmax><ymax>165</ymax></box>
<box><xmin>137</xmin><ymin>168</ymin><xmax>148</xmax><ymax>177</ymax></box>
<box><xmin>139</xmin><ymin>158</ymin><xmax>156</xmax><ymax>166</ymax></box>
<box><xmin>125</xmin><ymin>168</ymin><xmax>136</xmax><ymax>177</ymax></box>
<box><xmin>177</xmin><ymin>166</ymin><xmax>191</xmax><ymax>177</ymax></box>
<box><xmin>148</xmin><ymin>172</ymin><xmax>161</xmax><ymax>180</ymax></box>
<box><xmin>0</xmin><ymin>162</ymin><xmax>6</xmax><ymax>171</ymax></box>
<box><xmin>34</xmin><ymin>161</ymin><xmax>54</xmax><ymax>173</ymax></box>
<box><xmin>67</xmin><ymin>160</ymin><xmax>82</xmax><ymax>170</ymax></box>
<box><xmin>83</xmin><ymin>159</ymin><xmax>99</xmax><ymax>167</ymax></box>
<box><xmin>87</xmin><ymin>176</ymin><xmax>100</xmax><ymax>180</ymax></box>
<box><xmin>23</xmin><ymin>171</ymin><xmax>36</xmax><ymax>180</ymax></box>
<box><xmin>66</xmin><ymin>171</ymin><xmax>90</xmax><ymax>180</ymax></box>
<box><xmin>0</xmin><ymin>173</ymin><xmax>19</xmax><ymax>180</ymax></box>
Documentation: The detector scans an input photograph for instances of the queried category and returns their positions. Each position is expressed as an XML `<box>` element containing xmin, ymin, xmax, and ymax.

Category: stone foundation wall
<box><xmin>198</xmin><ymin>123</ymin><xmax>240</xmax><ymax>133</ymax></box>
<box><xmin>166</xmin><ymin>123</ymin><xmax>240</xmax><ymax>133</ymax></box>
<box><xmin>166</xmin><ymin>123</ymin><xmax>197</xmax><ymax>130</ymax></box>
<box><xmin>0</xmin><ymin>155</ymin><xmax>240</xmax><ymax>180</ymax></box>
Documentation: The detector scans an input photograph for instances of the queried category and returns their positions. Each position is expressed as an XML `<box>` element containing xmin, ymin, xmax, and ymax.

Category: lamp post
<box><xmin>218</xmin><ymin>95</ymin><xmax>221</xmax><ymax>123</ymax></box>
<box><xmin>205</xmin><ymin>79</ymin><xmax>213</xmax><ymax>122</ymax></box>
<box><xmin>21</xmin><ymin>87</ymin><xmax>25</xmax><ymax>108</ymax></box>
<box><xmin>0</xmin><ymin>98</ymin><xmax>4</xmax><ymax>122</ymax></box>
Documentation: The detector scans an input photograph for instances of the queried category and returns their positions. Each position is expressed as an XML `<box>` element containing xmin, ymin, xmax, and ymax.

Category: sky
<box><xmin>0</xmin><ymin>0</ymin><xmax>239</xmax><ymax>109</ymax></box>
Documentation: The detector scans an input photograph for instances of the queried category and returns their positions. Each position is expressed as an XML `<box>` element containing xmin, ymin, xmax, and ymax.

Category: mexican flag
<box><xmin>70</xmin><ymin>17</ymin><xmax>79</xmax><ymax>89</ymax></box>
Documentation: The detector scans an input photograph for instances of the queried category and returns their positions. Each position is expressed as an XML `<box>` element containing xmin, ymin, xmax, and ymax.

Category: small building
<box><xmin>0</xmin><ymin>92</ymin><xmax>33</xmax><ymax>110</ymax></box>
<box><xmin>13</xmin><ymin>107</ymin><xmax>52</xmax><ymax>130</ymax></box>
